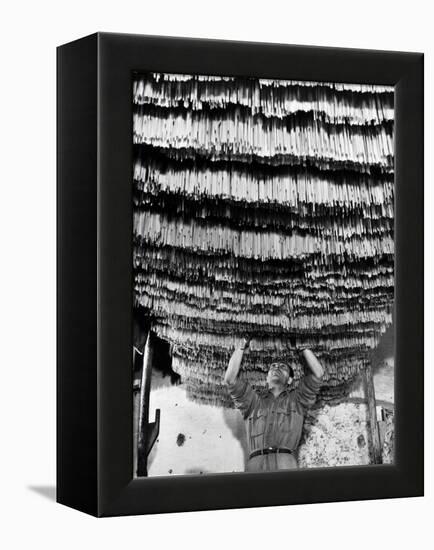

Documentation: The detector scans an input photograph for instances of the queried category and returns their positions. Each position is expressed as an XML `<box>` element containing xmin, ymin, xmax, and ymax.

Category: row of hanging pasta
<box><xmin>133</xmin><ymin>211</ymin><xmax>394</xmax><ymax>259</ymax></box>
<box><xmin>171</xmin><ymin>342</ymin><xmax>377</xmax><ymax>369</ymax></box>
<box><xmin>135</xmin><ymin>200</ymin><xmax>394</xmax><ymax>236</ymax></box>
<box><xmin>133</xmin><ymin>249</ymin><xmax>394</xmax><ymax>286</ymax></box>
<box><xmin>133</xmin><ymin>158</ymin><xmax>394</xmax><ymax>209</ymax></box>
<box><xmin>133</xmin><ymin>108</ymin><xmax>393</xmax><ymax>167</ymax></box>
<box><xmin>134</xmin><ymin>287</ymin><xmax>394</xmax><ymax>319</ymax></box>
<box><xmin>180</xmin><ymin>359</ymin><xmax>368</xmax><ymax>385</ymax></box>
<box><xmin>133</xmin><ymin>244</ymin><xmax>394</xmax><ymax>283</ymax></box>
<box><xmin>172</xmin><ymin>366</ymin><xmax>361</xmax><ymax>390</ymax></box>
<box><xmin>133</xmin><ymin>271</ymin><xmax>394</xmax><ymax>304</ymax></box>
<box><xmin>182</xmin><ymin>378</ymin><xmax>359</xmax><ymax>407</ymax></box>
<box><xmin>139</xmin><ymin>295</ymin><xmax>391</xmax><ymax>329</ymax></box>
<box><xmin>136</xmin><ymin>294</ymin><xmax>393</xmax><ymax>333</ymax></box>
<box><xmin>141</xmin><ymin>145</ymin><xmax>393</xmax><ymax>173</ymax></box>
<box><xmin>171</xmin><ymin>356</ymin><xmax>367</xmax><ymax>386</ymax></box>
<box><xmin>134</xmin><ymin>191</ymin><xmax>394</xmax><ymax>223</ymax></box>
<box><xmin>133</xmin><ymin>76</ymin><xmax>394</xmax><ymax>124</ymax></box>
<box><xmin>134</xmin><ymin>287</ymin><xmax>393</xmax><ymax>315</ymax></box>
<box><xmin>134</xmin><ymin>292</ymin><xmax>393</xmax><ymax>322</ymax></box>
<box><xmin>134</xmin><ymin>270</ymin><xmax>393</xmax><ymax>302</ymax></box>
<box><xmin>151</xmin><ymin>321</ymin><xmax>389</xmax><ymax>352</ymax></box>
<box><xmin>146</xmin><ymin>72</ymin><xmax>394</xmax><ymax>93</ymax></box>
<box><xmin>181</xmin><ymin>383</ymin><xmax>359</xmax><ymax>407</ymax></box>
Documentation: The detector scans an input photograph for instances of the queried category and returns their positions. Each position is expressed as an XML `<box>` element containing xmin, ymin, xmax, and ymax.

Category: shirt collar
<box><xmin>262</xmin><ymin>386</ymin><xmax>289</xmax><ymax>398</ymax></box>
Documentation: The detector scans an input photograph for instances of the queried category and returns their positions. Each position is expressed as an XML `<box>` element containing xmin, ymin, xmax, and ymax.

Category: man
<box><xmin>223</xmin><ymin>337</ymin><xmax>324</xmax><ymax>472</ymax></box>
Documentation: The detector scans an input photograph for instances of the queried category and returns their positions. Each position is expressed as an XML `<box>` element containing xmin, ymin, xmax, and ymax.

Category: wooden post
<box><xmin>137</xmin><ymin>331</ymin><xmax>154</xmax><ymax>477</ymax></box>
<box><xmin>363</xmin><ymin>363</ymin><xmax>382</xmax><ymax>464</ymax></box>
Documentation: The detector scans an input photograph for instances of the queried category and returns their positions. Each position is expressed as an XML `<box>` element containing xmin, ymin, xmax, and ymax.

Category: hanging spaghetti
<box><xmin>132</xmin><ymin>72</ymin><xmax>394</xmax><ymax>406</ymax></box>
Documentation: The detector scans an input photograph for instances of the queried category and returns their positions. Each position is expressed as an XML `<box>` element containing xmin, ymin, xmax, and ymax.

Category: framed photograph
<box><xmin>57</xmin><ymin>32</ymin><xmax>423</xmax><ymax>517</ymax></box>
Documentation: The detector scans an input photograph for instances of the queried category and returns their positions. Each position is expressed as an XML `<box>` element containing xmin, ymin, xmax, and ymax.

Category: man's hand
<box><xmin>283</xmin><ymin>334</ymin><xmax>297</xmax><ymax>350</ymax></box>
<box><xmin>239</xmin><ymin>336</ymin><xmax>251</xmax><ymax>351</ymax></box>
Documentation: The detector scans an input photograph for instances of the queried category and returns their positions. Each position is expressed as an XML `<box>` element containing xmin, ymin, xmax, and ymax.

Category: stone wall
<box><xmin>298</xmin><ymin>402</ymin><xmax>372</xmax><ymax>468</ymax></box>
<box><xmin>298</xmin><ymin>360</ymin><xmax>394</xmax><ymax>469</ymax></box>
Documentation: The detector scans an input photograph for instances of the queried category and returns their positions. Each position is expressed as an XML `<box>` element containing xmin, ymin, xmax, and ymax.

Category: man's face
<box><xmin>267</xmin><ymin>362</ymin><xmax>291</xmax><ymax>387</ymax></box>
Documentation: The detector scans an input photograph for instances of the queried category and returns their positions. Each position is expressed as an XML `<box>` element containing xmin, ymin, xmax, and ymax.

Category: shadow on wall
<box><xmin>222</xmin><ymin>405</ymin><xmax>249</xmax><ymax>470</ymax></box>
<box><xmin>372</xmin><ymin>322</ymin><xmax>394</xmax><ymax>370</ymax></box>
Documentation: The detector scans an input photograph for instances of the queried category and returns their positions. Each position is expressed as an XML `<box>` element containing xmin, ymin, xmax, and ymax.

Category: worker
<box><xmin>223</xmin><ymin>337</ymin><xmax>324</xmax><ymax>472</ymax></box>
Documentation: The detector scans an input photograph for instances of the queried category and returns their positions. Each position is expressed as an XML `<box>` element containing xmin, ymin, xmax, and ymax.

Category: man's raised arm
<box><xmin>300</xmin><ymin>348</ymin><xmax>324</xmax><ymax>379</ymax></box>
<box><xmin>223</xmin><ymin>337</ymin><xmax>250</xmax><ymax>385</ymax></box>
<box><xmin>294</xmin><ymin>348</ymin><xmax>324</xmax><ymax>411</ymax></box>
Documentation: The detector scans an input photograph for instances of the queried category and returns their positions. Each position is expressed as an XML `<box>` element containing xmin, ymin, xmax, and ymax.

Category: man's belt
<box><xmin>249</xmin><ymin>447</ymin><xmax>293</xmax><ymax>459</ymax></box>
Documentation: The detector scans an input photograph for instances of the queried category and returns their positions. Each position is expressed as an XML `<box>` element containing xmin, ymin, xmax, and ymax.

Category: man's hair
<box><xmin>270</xmin><ymin>362</ymin><xmax>294</xmax><ymax>380</ymax></box>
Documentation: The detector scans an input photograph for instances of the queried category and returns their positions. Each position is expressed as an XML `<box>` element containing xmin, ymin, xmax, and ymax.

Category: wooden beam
<box><xmin>363</xmin><ymin>363</ymin><xmax>382</xmax><ymax>464</ymax></box>
<box><xmin>345</xmin><ymin>396</ymin><xmax>394</xmax><ymax>410</ymax></box>
<box><xmin>137</xmin><ymin>331</ymin><xmax>154</xmax><ymax>477</ymax></box>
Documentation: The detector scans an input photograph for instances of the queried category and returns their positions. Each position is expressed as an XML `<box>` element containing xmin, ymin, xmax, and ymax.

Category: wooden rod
<box><xmin>137</xmin><ymin>331</ymin><xmax>154</xmax><ymax>477</ymax></box>
<box><xmin>363</xmin><ymin>363</ymin><xmax>382</xmax><ymax>464</ymax></box>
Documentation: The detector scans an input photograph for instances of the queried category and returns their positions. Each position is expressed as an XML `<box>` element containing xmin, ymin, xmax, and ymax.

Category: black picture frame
<box><xmin>57</xmin><ymin>32</ymin><xmax>424</xmax><ymax>517</ymax></box>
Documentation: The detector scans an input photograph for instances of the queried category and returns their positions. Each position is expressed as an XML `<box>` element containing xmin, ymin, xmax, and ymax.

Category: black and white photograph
<box><xmin>1</xmin><ymin>0</ymin><xmax>428</xmax><ymax>539</ymax></box>
<box><xmin>132</xmin><ymin>72</ymin><xmax>395</xmax><ymax>477</ymax></box>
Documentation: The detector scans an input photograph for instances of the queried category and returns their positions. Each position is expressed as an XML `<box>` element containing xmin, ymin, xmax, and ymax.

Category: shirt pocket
<box><xmin>275</xmin><ymin>402</ymin><xmax>301</xmax><ymax>434</ymax></box>
<box><xmin>249</xmin><ymin>408</ymin><xmax>267</xmax><ymax>438</ymax></box>
<box><xmin>275</xmin><ymin>405</ymin><xmax>291</xmax><ymax>434</ymax></box>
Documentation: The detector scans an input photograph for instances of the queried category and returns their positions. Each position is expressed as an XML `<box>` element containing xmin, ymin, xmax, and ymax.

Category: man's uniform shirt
<box><xmin>226</xmin><ymin>373</ymin><xmax>322</xmax><ymax>471</ymax></box>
